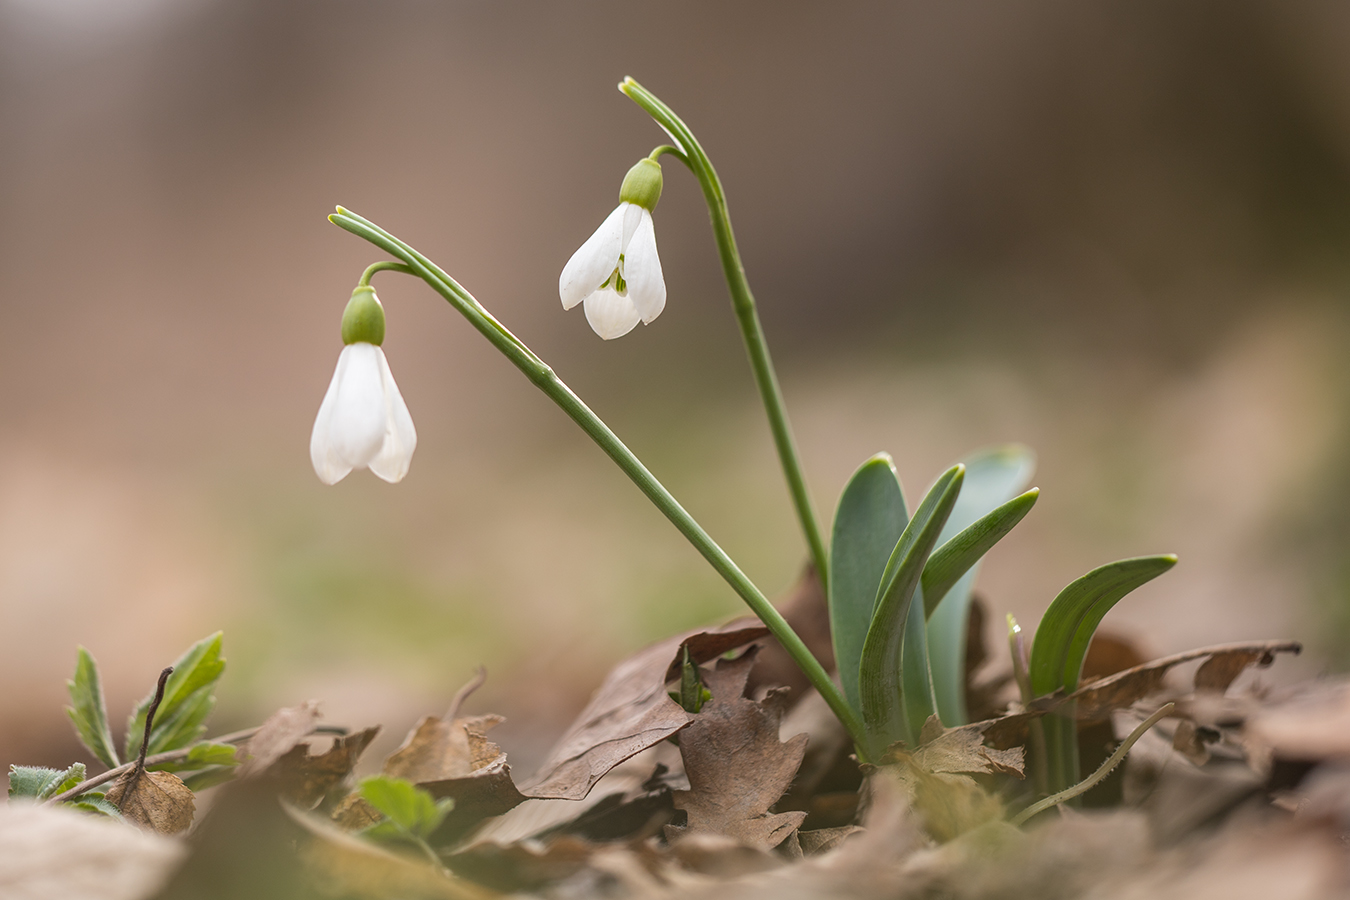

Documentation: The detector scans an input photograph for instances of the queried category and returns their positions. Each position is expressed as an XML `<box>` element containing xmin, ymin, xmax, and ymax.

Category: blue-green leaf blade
<box><xmin>828</xmin><ymin>453</ymin><xmax>908</xmax><ymax>716</ymax></box>
<box><xmin>1029</xmin><ymin>555</ymin><xmax>1178</xmax><ymax>697</ymax></box>
<box><xmin>923</xmin><ymin>446</ymin><xmax>1037</xmax><ymax>726</ymax></box>
<box><xmin>900</xmin><ymin>589</ymin><xmax>939</xmax><ymax>743</ymax></box>
<box><xmin>858</xmin><ymin>464</ymin><xmax>963</xmax><ymax>753</ymax></box>
<box><xmin>65</xmin><ymin>647</ymin><xmax>119</xmax><ymax>769</ymax></box>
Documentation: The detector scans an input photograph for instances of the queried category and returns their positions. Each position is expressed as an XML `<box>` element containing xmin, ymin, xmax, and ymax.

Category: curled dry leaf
<box><xmin>238</xmin><ymin>701</ymin><xmax>322</xmax><ymax>777</ymax></box>
<box><xmin>378</xmin><ymin>713</ymin><xmax>526</xmax><ymax>832</ymax></box>
<box><xmin>274</xmin><ymin>726</ymin><xmax>380</xmax><ymax>807</ymax></box>
<box><xmin>665</xmin><ymin>648</ymin><xmax>809</xmax><ymax>852</ymax></box>
<box><xmin>521</xmin><ymin>620</ymin><xmax>767</xmax><ymax>802</ymax></box>
<box><xmin>106</xmin><ymin>769</ymin><xmax>196</xmax><ymax>836</ymax></box>
<box><xmin>1061</xmin><ymin>640</ymin><xmax>1301</xmax><ymax>725</ymax></box>
<box><xmin>900</xmin><ymin>725</ymin><xmax>1026</xmax><ymax>778</ymax></box>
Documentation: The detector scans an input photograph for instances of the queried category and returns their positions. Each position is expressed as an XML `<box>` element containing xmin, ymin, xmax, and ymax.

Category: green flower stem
<box><xmin>358</xmin><ymin>260</ymin><xmax>415</xmax><ymax>287</ymax></box>
<box><xmin>619</xmin><ymin>77</ymin><xmax>830</xmax><ymax>593</ymax></box>
<box><xmin>328</xmin><ymin>207</ymin><xmax>870</xmax><ymax>759</ymax></box>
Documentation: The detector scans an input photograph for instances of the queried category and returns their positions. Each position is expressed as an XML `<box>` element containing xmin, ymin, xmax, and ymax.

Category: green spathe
<box><xmin>341</xmin><ymin>286</ymin><xmax>386</xmax><ymax>346</ymax></box>
<box><xmin>619</xmin><ymin>158</ymin><xmax>663</xmax><ymax>211</ymax></box>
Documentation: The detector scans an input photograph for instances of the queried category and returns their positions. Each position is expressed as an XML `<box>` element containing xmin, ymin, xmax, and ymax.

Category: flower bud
<box><xmin>618</xmin><ymin>158</ymin><xmax>663</xmax><ymax>212</ymax></box>
<box><xmin>341</xmin><ymin>285</ymin><xmax>386</xmax><ymax>346</ymax></box>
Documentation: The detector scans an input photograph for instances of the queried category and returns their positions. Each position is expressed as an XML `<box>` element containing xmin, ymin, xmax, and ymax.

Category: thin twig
<box><xmin>1012</xmin><ymin>702</ymin><xmax>1174</xmax><ymax>827</ymax></box>
<box><xmin>113</xmin><ymin>667</ymin><xmax>173</xmax><ymax>812</ymax></box>
<box><xmin>47</xmin><ymin>723</ymin><xmax>349</xmax><ymax>805</ymax></box>
<box><xmin>445</xmin><ymin>667</ymin><xmax>487</xmax><ymax>722</ymax></box>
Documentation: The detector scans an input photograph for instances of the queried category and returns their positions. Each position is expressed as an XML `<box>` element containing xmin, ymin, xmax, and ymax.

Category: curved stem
<box><xmin>359</xmin><ymin>260</ymin><xmax>415</xmax><ymax>287</ymax></box>
<box><xmin>619</xmin><ymin>78</ymin><xmax>830</xmax><ymax>592</ymax></box>
<box><xmin>328</xmin><ymin>207</ymin><xmax>869</xmax><ymax>759</ymax></box>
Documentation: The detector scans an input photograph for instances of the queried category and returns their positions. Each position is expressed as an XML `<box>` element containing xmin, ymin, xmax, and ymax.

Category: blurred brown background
<box><xmin>2</xmin><ymin>0</ymin><xmax>1349</xmax><ymax>774</ymax></box>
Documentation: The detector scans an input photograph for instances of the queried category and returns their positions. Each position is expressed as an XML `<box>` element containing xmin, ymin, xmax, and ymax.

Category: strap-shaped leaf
<box><xmin>828</xmin><ymin>454</ymin><xmax>908</xmax><ymax>716</ymax></box>
<box><xmin>923</xmin><ymin>489</ymin><xmax>1039</xmax><ymax>616</ymax></box>
<box><xmin>858</xmin><ymin>465</ymin><xmax>963</xmax><ymax>753</ymax></box>
<box><xmin>923</xmin><ymin>445</ymin><xmax>1037</xmax><ymax>726</ymax></box>
<box><xmin>125</xmin><ymin>632</ymin><xmax>226</xmax><ymax>760</ymax></box>
<box><xmin>1029</xmin><ymin>555</ymin><xmax>1177</xmax><ymax>697</ymax></box>
<box><xmin>66</xmin><ymin>647</ymin><xmax>119</xmax><ymax>769</ymax></box>
<box><xmin>900</xmin><ymin>589</ymin><xmax>939</xmax><ymax>743</ymax></box>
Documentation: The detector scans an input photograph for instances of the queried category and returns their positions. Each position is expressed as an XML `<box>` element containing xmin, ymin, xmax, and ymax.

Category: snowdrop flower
<box><xmin>311</xmin><ymin>285</ymin><xmax>416</xmax><ymax>484</ymax></box>
<box><xmin>559</xmin><ymin>157</ymin><xmax>666</xmax><ymax>339</ymax></box>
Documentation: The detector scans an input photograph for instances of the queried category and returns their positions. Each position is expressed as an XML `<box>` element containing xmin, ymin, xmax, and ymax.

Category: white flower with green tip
<box><xmin>559</xmin><ymin>157</ymin><xmax>666</xmax><ymax>339</ymax></box>
<box><xmin>311</xmin><ymin>286</ymin><xmax>416</xmax><ymax>484</ymax></box>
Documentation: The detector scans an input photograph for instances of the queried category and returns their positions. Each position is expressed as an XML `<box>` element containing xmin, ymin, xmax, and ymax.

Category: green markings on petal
<box><xmin>923</xmin><ymin>445</ymin><xmax>1038</xmax><ymax>725</ymax></box>
<box><xmin>858</xmin><ymin>464</ymin><xmax>963</xmax><ymax>755</ymax></box>
<box><xmin>828</xmin><ymin>454</ymin><xmax>908</xmax><ymax>718</ymax></box>
<box><xmin>124</xmin><ymin>632</ymin><xmax>226</xmax><ymax>760</ymax></box>
<box><xmin>66</xmin><ymin>648</ymin><xmax>120</xmax><ymax>770</ymax></box>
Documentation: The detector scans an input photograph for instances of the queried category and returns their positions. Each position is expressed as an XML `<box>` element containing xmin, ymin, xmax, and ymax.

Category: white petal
<box><xmin>367</xmin><ymin>348</ymin><xmax>417</xmax><ymax>483</ymax></box>
<box><xmin>327</xmin><ymin>343</ymin><xmax>388</xmax><ymax>469</ymax></box>
<box><xmin>310</xmin><ymin>357</ymin><xmax>354</xmax><ymax>484</ymax></box>
<box><xmin>621</xmin><ymin>209</ymin><xmax>665</xmax><ymax>324</ymax></box>
<box><xmin>559</xmin><ymin>205</ymin><xmax>625</xmax><ymax>310</ymax></box>
<box><xmin>582</xmin><ymin>286</ymin><xmax>642</xmax><ymax>340</ymax></box>
<box><xmin>620</xmin><ymin>202</ymin><xmax>644</xmax><ymax>250</ymax></box>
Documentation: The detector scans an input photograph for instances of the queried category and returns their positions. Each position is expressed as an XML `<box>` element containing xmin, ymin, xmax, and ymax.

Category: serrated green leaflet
<box><xmin>66</xmin><ymin>794</ymin><xmax>122</xmax><ymax>818</ymax></box>
<box><xmin>828</xmin><ymin>454</ymin><xmax>907</xmax><ymax>717</ymax></box>
<box><xmin>149</xmin><ymin>741</ymin><xmax>240</xmax><ymax>773</ymax></box>
<box><xmin>65</xmin><ymin>647</ymin><xmax>119</xmax><ymax>769</ymax></box>
<box><xmin>125</xmin><ymin>632</ymin><xmax>225</xmax><ymax>760</ymax></box>
<box><xmin>923</xmin><ymin>445</ymin><xmax>1037</xmax><ymax>725</ymax></box>
<box><xmin>1029</xmin><ymin>555</ymin><xmax>1177</xmax><ymax>697</ymax></box>
<box><xmin>858</xmin><ymin>464</ymin><xmax>963</xmax><ymax>755</ymax></box>
<box><xmin>359</xmin><ymin>775</ymin><xmax>454</xmax><ymax>840</ymax></box>
<box><xmin>8</xmin><ymin>763</ymin><xmax>85</xmax><ymax>800</ymax></box>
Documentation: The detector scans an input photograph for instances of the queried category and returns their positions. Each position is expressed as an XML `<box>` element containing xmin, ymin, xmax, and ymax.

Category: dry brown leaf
<box><xmin>274</xmin><ymin>726</ymin><xmax>379</xmax><ymax>806</ymax></box>
<box><xmin>1057</xmin><ymin>640</ymin><xmax>1301</xmax><ymax>725</ymax></box>
<box><xmin>106</xmin><ymin>769</ymin><xmax>195</xmax><ymax>836</ymax></box>
<box><xmin>382</xmin><ymin>713</ymin><xmax>527</xmax><ymax>831</ymax></box>
<box><xmin>238</xmin><ymin>700</ymin><xmax>322</xmax><ymax>777</ymax></box>
<box><xmin>521</xmin><ymin>620</ymin><xmax>767</xmax><ymax>801</ymax></box>
<box><xmin>1246</xmin><ymin>678</ymin><xmax>1350</xmax><ymax>762</ymax></box>
<box><xmin>665</xmin><ymin>648</ymin><xmax>808</xmax><ymax>851</ymax></box>
<box><xmin>906</xmin><ymin>726</ymin><xmax>1026</xmax><ymax>778</ymax></box>
<box><xmin>0</xmin><ymin>802</ymin><xmax>185</xmax><ymax>900</ymax></box>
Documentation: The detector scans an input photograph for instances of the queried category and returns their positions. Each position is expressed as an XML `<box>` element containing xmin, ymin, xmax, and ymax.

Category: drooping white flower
<box><xmin>310</xmin><ymin>287</ymin><xmax>416</xmax><ymax>484</ymax></box>
<box><xmin>559</xmin><ymin>158</ymin><xmax>666</xmax><ymax>340</ymax></box>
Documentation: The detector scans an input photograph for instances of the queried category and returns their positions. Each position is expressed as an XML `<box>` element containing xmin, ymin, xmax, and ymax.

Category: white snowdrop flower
<box><xmin>559</xmin><ymin>157</ymin><xmax>666</xmax><ymax>339</ymax></box>
<box><xmin>310</xmin><ymin>286</ymin><xmax>416</xmax><ymax>484</ymax></box>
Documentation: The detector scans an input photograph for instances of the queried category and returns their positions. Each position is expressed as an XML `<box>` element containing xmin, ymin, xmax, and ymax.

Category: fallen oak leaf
<box><xmin>275</xmin><ymin>726</ymin><xmax>380</xmax><ymax>807</ymax></box>
<box><xmin>521</xmin><ymin>619</ymin><xmax>767</xmax><ymax>801</ymax></box>
<box><xmin>904</xmin><ymin>726</ymin><xmax>1026</xmax><ymax>778</ymax></box>
<box><xmin>665</xmin><ymin>647</ymin><xmax>809</xmax><ymax>851</ymax></box>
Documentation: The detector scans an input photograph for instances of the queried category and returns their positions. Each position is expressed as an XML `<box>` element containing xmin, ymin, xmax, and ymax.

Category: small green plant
<box><xmin>315</xmin><ymin>78</ymin><xmax>1177</xmax><ymax>788</ymax></box>
<box><xmin>357</xmin><ymin>775</ymin><xmax>455</xmax><ymax>869</ymax></box>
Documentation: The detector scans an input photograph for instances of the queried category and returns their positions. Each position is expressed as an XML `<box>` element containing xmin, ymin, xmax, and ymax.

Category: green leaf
<box><xmin>181</xmin><ymin>766</ymin><xmax>239</xmax><ymax>792</ymax></box>
<box><xmin>923</xmin><ymin>490</ymin><xmax>1039</xmax><ymax>616</ymax></box>
<box><xmin>65</xmin><ymin>647</ymin><xmax>119</xmax><ymax>769</ymax></box>
<box><xmin>125</xmin><ymin>632</ymin><xmax>225</xmax><ymax>760</ymax></box>
<box><xmin>900</xmin><ymin>591</ymin><xmax>939</xmax><ymax>743</ymax></box>
<box><xmin>149</xmin><ymin>742</ymin><xmax>240</xmax><ymax>773</ymax></box>
<box><xmin>358</xmin><ymin>775</ymin><xmax>454</xmax><ymax>840</ymax></box>
<box><xmin>8</xmin><ymin>763</ymin><xmax>86</xmax><ymax>800</ymax></box>
<box><xmin>828</xmin><ymin>454</ymin><xmax>908</xmax><ymax>717</ymax></box>
<box><xmin>1029</xmin><ymin>555</ymin><xmax>1178</xmax><ymax>697</ymax></box>
<box><xmin>858</xmin><ymin>464</ymin><xmax>963</xmax><ymax>754</ymax></box>
<box><xmin>65</xmin><ymin>793</ymin><xmax>122</xmax><ymax>818</ymax></box>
